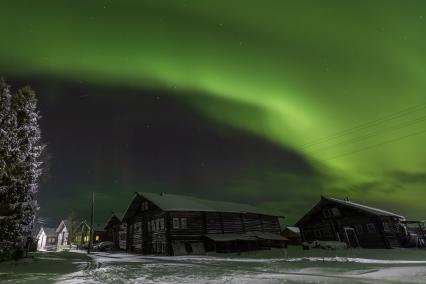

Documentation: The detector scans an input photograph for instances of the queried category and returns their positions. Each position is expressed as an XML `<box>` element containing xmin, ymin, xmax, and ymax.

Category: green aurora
<box><xmin>1</xmin><ymin>0</ymin><xmax>426</xmax><ymax>223</ymax></box>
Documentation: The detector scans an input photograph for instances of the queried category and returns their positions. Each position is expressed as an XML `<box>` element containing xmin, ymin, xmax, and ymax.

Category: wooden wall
<box><xmin>119</xmin><ymin>222</ymin><xmax>127</xmax><ymax>250</ymax></box>
<box><xmin>123</xmin><ymin>195</ymin><xmax>282</xmax><ymax>255</ymax></box>
<box><xmin>298</xmin><ymin>203</ymin><xmax>403</xmax><ymax>248</ymax></box>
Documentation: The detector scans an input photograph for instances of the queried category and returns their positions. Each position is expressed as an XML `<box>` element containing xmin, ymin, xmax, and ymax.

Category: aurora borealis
<box><xmin>1</xmin><ymin>0</ymin><xmax>426</xmax><ymax>225</ymax></box>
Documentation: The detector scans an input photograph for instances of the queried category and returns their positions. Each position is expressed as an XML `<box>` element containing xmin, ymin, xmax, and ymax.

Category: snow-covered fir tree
<box><xmin>0</xmin><ymin>79</ymin><xmax>44</xmax><ymax>257</ymax></box>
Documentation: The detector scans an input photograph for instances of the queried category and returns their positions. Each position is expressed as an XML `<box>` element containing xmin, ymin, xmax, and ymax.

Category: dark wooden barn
<box><xmin>104</xmin><ymin>212</ymin><xmax>122</xmax><ymax>249</ymax></box>
<box><xmin>296</xmin><ymin>196</ymin><xmax>407</xmax><ymax>248</ymax></box>
<box><xmin>121</xmin><ymin>192</ymin><xmax>286</xmax><ymax>255</ymax></box>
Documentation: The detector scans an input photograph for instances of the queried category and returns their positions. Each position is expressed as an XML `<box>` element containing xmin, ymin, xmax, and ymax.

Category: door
<box><xmin>344</xmin><ymin>227</ymin><xmax>360</xmax><ymax>248</ymax></box>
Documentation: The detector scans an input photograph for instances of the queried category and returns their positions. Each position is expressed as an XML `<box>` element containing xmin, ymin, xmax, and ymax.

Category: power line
<box><xmin>305</xmin><ymin>114</ymin><xmax>426</xmax><ymax>155</ymax></box>
<box><xmin>301</xmin><ymin>102</ymin><xmax>426</xmax><ymax>150</ymax></box>
<box><xmin>316</xmin><ymin>127</ymin><xmax>426</xmax><ymax>163</ymax></box>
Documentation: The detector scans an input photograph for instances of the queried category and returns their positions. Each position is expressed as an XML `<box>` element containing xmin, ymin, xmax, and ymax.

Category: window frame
<box><xmin>180</xmin><ymin>218</ymin><xmax>187</xmax><ymax>229</ymax></box>
<box><xmin>173</xmin><ymin>218</ymin><xmax>180</xmax><ymax>229</ymax></box>
<box><xmin>366</xmin><ymin>223</ymin><xmax>377</xmax><ymax>234</ymax></box>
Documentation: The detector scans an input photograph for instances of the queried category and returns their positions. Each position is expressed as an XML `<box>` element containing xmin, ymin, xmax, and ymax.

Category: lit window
<box><xmin>95</xmin><ymin>235</ymin><xmax>100</xmax><ymax>241</ymax></box>
<box><xmin>181</xmin><ymin>218</ymin><xmax>187</xmax><ymax>229</ymax></box>
<box><xmin>173</xmin><ymin>218</ymin><xmax>180</xmax><ymax>229</ymax></box>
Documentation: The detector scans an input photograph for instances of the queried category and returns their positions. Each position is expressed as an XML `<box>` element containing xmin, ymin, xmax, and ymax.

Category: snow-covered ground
<box><xmin>1</xmin><ymin>248</ymin><xmax>426</xmax><ymax>283</ymax></box>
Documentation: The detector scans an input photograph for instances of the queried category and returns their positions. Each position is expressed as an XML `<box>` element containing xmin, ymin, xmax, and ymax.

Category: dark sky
<box><xmin>2</xmin><ymin>1</ymin><xmax>426</xmax><ymax>226</ymax></box>
<box><xmin>8</xmin><ymin>77</ymin><xmax>318</xmax><ymax>226</ymax></box>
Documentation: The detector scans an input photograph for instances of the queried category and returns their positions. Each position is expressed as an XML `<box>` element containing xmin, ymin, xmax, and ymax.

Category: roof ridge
<box><xmin>137</xmin><ymin>192</ymin><xmax>281</xmax><ymax>217</ymax></box>
<box><xmin>325</xmin><ymin>196</ymin><xmax>404</xmax><ymax>218</ymax></box>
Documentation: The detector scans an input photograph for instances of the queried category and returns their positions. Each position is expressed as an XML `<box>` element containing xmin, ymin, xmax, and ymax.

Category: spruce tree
<box><xmin>0</xmin><ymin>79</ymin><xmax>43</xmax><ymax>258</ymax></box>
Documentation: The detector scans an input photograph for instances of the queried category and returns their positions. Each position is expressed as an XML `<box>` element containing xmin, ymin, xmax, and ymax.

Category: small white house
<box><xmin>36</xmin><ymin>227</ymin><xmax>57</xmax><ymax>251</ymax></box>
<box><xmin>56</xmin><ymin>220</ymin><xmax>70</xmax><ymax>250</ymax></box>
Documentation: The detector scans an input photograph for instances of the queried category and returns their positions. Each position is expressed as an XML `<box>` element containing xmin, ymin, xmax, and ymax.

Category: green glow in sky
<box><xmin>1</xmin><ymin>0</ymin><xmax>426</xmax><ymax>221</ymax></box>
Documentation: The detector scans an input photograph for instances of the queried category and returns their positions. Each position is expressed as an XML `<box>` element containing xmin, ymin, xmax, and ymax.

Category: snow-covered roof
<box><xmin>123</xmin><ymin>192</ymin><xmax>284</xmax><ymax>221</ymax></box>
<box><xmin>145</xmin><ymin>192</ymin><xmax>279</xmax><ymax>215</ymax></box>
<box><xmin>285</xmin><ymin>226</ymin><xmax>300</xmax><ymax>233</ymax></box>
<box><xmin>323</xmin><ymin>197</ymin><xmax>404</xmax><ymax>219</ymax></box>
<box><xmin>43</xmin><ymin>227</ymin><xmax>57</xmax><ymax>236</ymax></box>
<box><xmin>56</xmin><ymin>220</ymin><xmax>71</xmax><ymax>233</ymax></box>
<box><xmin>104</xmin><ymin>212</ymin><xmax>123</xmax><ymax>229</ymax></box>
<box><xmin>296</xmin><ymin>196</ymin><xmax>405</xmax><ymax>226</ymax></box>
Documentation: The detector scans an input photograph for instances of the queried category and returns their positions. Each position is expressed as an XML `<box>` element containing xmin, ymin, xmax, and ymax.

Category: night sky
<box><xmin>1</xmin><ymin>1</ymin><xmax>426</xmax><ymax>226</ymax></box>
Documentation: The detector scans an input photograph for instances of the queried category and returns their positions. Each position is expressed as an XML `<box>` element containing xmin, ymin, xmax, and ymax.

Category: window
<box><xmin>382</xmin><ymin>222</ymin><xmax>391</xmax><ymax>232</ymax></box>
<box><xmin>160</xmin><ymin>218</ymin><xmax>164</xmax><ymax>230</ymax></box>
<box><xmin>355</xmin><ymin>225</ymin><xmax>364</xmax><ymax>235</ymax></box>
<box><xmin>95</xmin><ymin>235</ymin><xmax>100</xmax><ymax>241</ymax></box>
<box><xmin>331</xmin><ymin>207</ymin><xmax>341</xmax><ymax>217</ymax></box>
<box><xmin>147</xmin><ymin>221</ymin><xmax>151</xmax><ymax>232</ymax></box>
<box><xmin>173</xmin><ymin>218</ymin><xmax>180</xmax><ymax>229</ymax></box>
<box><xmin>367</xmin><ymin>223</ymin><xmax>377</xmax><ymax>234</ymax></box>
<box><xmin>322</xmin><ymin>209</ymin><xmax>331</xmax><ymax>218</ymax></box>
<box><xmin>142</xmin><ymin>201</ymin><xmax>149</xmax><ymax>211</ymax></box>
<box><xmin>180</xmin><ymin>218</ymin><xmax>187</xmax><ymax>229</ymax></box>
<box><xmin>135</xmin><ymin>221</ymin><xmax>142</xmax><ymax>232</ymax></box>
<box><xmin>152</xmin><ymin>220</ymin><xmax>156</xmax><ymax>232</ymax></box>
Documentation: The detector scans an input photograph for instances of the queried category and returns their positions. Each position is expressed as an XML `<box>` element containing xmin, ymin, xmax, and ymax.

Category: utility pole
<box><xmin>87</xmin><ymin>192</ymin><xmax>94</xmax><ymax>254</ymax></box>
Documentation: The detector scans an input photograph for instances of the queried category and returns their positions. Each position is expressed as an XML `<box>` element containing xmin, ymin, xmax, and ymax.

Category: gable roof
<box><xmin>76</xmin><ymin>220</ymin><xmax>91</xmax><ymax>231</ymax></box>
<box><xmin>324</xmin><ymin>197</ymin><xmax>404</xmax><ymax>219</ymax></box>
<box><xmin>38</xmin><ymin>227</ymin><xmax>57</xmax><ymax>237</ymax></box>
<box><xmin>76</xmin><ymin>220</ymin><xmax>105</xmax><ymax>232</ymax></box>
<box><xmin>296</xmin><ymin>196</ymin><xmax>404</xmax><ymax>226</ymax></box>
<box><xmin>56</xmin><ymin>220</ymin><xmax>71</xmax><ymax>233</ymax></box>
<box><xmin>43</xmin><ymin>227</ymin><xmax>57</xmax><ymax>236</ymax></box>
<box><xmin>123</xmin><ymin>192</ymin><xmax>283</xmax><ymax>220</ymax></box>
<box><xmin>104</xmin><ymin>212</ymin><xmax>123</xmax><ymax>229</ymax></box>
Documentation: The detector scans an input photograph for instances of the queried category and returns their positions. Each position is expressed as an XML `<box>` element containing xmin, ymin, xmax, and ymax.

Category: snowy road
<box><xmin>1</xmin><ymin>249</ymin><xmax>426</xmax><ymax>283</ymax></box>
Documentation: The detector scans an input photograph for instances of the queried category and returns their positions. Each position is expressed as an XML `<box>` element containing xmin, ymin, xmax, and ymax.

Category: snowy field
<box><xmin>1</xmin><ymin>248</ymin><xmax>426</xmax><ymax>283</ymax></box>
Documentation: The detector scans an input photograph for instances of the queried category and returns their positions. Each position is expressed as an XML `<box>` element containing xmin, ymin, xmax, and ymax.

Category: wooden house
<box><xmin>104</xmin><ymin>213</ymin><xmax>122</xmax><ymax>249</ymax></box>
<box><xmin>296</xmin><ymin>196</ymin><xmax>406</xmax><ymax>248</ymax></box>
<box><xmin>122</xmin><ymin>192</ymin><xmax>286</xmax><ymax>255</ymax></box>
<box><xmin>36</xmin><ymin>227</ymin><xmax>57</xmax><ymax>251</ymax></box>
<box><xmin>93</xmin><ymin>224</ymin><xmax>106</xmax><ymax>243</ymax></box>
<box><xmin>73</xmin><ymin>221</ymin><xmax>106</xmax><ymax>247</ymax></box>
<box><xmin>55</xmin><ymin>220</ymin><xmax>71</xmax><ymax>250</ymax></box>
<box><xmin>73</xmin><ymin>221</ymin><xmax>91</xmax><ymax>247</ymax></box>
